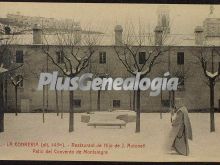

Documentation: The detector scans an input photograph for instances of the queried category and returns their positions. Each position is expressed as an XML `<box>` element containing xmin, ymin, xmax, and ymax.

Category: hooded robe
<box><xmin>168</xmin><ymin>106</ymin><xmax>192</xmax><ymax>156</ymax></box>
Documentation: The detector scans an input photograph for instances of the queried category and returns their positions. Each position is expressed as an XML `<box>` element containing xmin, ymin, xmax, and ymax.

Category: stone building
<box><xmin>2</xmin><ymin>8</ymin><xmax>220</xmax><ymax>113</ymax></box>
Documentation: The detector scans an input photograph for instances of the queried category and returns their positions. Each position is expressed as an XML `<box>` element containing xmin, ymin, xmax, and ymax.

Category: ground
<box><xmin>0</xmin><ymin>113</ymin><xmax>220</xmax><ymax>162</ymax></box>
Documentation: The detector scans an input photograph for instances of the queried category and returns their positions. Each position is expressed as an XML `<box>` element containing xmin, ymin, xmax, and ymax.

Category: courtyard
<box><xmin>0</xmin><ymin>113</ymin><xmax>219</xmax><ymax>162</ymax></box>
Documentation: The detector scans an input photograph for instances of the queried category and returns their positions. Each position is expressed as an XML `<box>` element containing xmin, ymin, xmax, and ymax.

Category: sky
<box><xmin>0</xmin><ymin>3</ymin><xmax>220</xmax><ymax>35</ymax></box>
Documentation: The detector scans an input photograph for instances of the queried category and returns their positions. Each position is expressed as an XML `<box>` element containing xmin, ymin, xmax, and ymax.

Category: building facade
<box><xmin>3</xmin><ymin>8</ymin><xmax>220</xmax><ymax>113</ymax></box>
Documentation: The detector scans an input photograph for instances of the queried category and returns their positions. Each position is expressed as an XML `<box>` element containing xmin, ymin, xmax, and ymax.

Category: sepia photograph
<box><xmin>0</xmin><ymin>2</ymin><xmax>220</xmax><ymax>163</ymax></box>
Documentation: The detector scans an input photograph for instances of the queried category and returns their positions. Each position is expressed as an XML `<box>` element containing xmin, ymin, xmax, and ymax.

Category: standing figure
<box><xmin>168</xmin><ymin>98</ymin><xmax>193</xmax><ymax>156</ymax></box>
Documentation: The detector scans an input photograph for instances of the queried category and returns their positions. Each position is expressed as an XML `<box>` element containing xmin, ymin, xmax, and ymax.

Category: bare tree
<box><xmin>60</xmin><ymin>90</ymin><xmax>64</xmax><ymax>119</ymax></box>
<box><xmin>26</xmin><ymin>52</ymin><xmax>48</xmax><ymax>123</ymax></box>
<box><xmin>55</xmin><ymin>86</ymin><xmax>59</xmax><ymax>116</ymax></box>
<box><xmin>193</xmin><ymin>46</ymin><xmax>220</xmax><ymax>132</ymax></box>
<box><xmin>0</xmin><ymin>63</ymin><xmax>7</xmax><ymax>132</ymax></box>
<box><xmin>114</xmin><ymin>23</ymin><xmax>170</xmax><ymax>133</ymax></box>
<box><xmin>9</xmin><ymin>74</ymin><xmax>23</xmax><ymax>116</ymax></box>
<box><xmin>42</xmin><ymin>25</ymin><xmax>103</xmax><ymax>132</ymax></box>
<box><xmin>89</xmin><ymin>57</ymin><xmax>110</xmax><ymax>112</ymax></box>
<box><xmin>0</xmin><ymin>31</ymin><xmax>24</xmax><ymax>132</ymax></box>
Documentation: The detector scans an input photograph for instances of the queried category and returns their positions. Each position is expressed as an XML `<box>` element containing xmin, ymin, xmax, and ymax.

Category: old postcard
<box><xmin>0</xmin><ymin>2</ymin><xmax>220</xmax><ymax>162</ymax></box>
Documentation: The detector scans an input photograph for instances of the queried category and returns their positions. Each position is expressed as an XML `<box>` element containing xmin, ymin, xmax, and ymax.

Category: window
<box><xmin>177</xmin><ymin>52</ymin><xmax>184</xmax><ymax>65</ymax></box>
<box><xmin>73</xmin><ymin>99</ymin><xmax>81</xmax><ymax>108</ymax></box>
<box><xmin>178</xmin><ymin>76</ymin><xmax>185</xmax><ymax>86</ymax></box>
<box><xmin>218</xmin><ymin>62</ymin><xmax>220</xmax><ymax>73</ymax></box>
<box><xmin>113</xmin><ymin>100</ymin><xmax>120</xmax><ymax>108</ymax></box>
<box><xmin>161</xmin><ymin>99</ymin><xmax>170</xmax><ymax>107</ymax></box>
<box><xmin>56</xmin><ymin>51</ymin><xmax>64</xmax><ymax>64</ymax></box>
<box><xmin>4</xmin><ymin>26</ymin><xmax>11</xmax><ymax>35</ymax></box>
<box><xmin>139</xmin><ymin>52</ymin><xmax>146</xmax><ymax>64</ymax></box>
<box><xmin>177</xmin><ymin>75</ymin><xmax>185</xmax><ymax>91</ymax></box>
<box><xmin>160</xmin><ymin>91</ymin><xmax>171</xmax><ymax>107</ymax></box>
<box><xmin>16</xmin><ymin>75</ymin><xmax>23</xmax><ymax>87</ymax></box>
<box><xmin>16</xmin><ymin>50</ymin><xmax>23</xmax><ymax>63</ymax></box>
<box><xmin>99</xmin><ymin>52</ymin><xmax>106</xmax><ymax>64</ymax></box>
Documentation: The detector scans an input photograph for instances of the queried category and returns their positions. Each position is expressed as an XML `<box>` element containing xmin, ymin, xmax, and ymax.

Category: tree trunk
<box><xmin>170</xmin><ymin>89</ymin><xmax>175</xmax><ymax>125</ymax></box>
<box><xmin>172</xmin><ymin>90</ymin><xmax>175</xmax><ymax>106</ymax></box>
<box><xmin>61</xmin><ymin>90</ymin><xmax>63</xmax><ymax>119</ymax></box>
<box><xmin>136</xmin><ymin>88</ymin><xmax>141</xmax><ymax>133</ymax></box>
<box><xmin>69</xmin><ymin>90</ymin><xmax>74</xmax><ymax>132</ymax></box>
<box><xmin>89</xmin><ymin>89</ymin><xmax>92</xmax><ymax>112</ymax></box>
<box><xmin>15</xmin><ymin>86</ymin><xmax>18</xmax><ymax>116</ymax></box>
<box><xmin>129</xmin><ymin>91</ymin><xmax>132</xmax><ymax>110</ymax></box>
<box><xmin>55</xmin><ymin>89</ymin><xmax>59</xmax><ymax>116</ymax></box>
<box><xmin>160</xmin><ymin>90</ymin><xmax>162</xmax><ymax>119</ymax></box>
<box><xmin>209</xmin><ymin>80</ymin><xmax>215</xmax><ymax>132</ymax></box>
<box><xmin>4</xmin><ymin>79</ymin><xmax>8</xmax><ymax>112</ymax></box>
<box><xmin>46</xmin><ymin>56</ymin><xmax>49</xmax><ymax>112</ymax></box>
<box><xmin>46</xmin><ymin>85</ymin><xmax>49</xmax><ymax>112</ymax></box>
<box><xmin>42</xmin><ymin>85</ymin><xmax>45</xmax><ymax>123</ymax></box>
<box><xmin>0</xmin><ymin>78</ymin><xmax>4</xmax><ymax>133</ymax></box>
<box><xmin>169</xmin><ymin>91</ymin><xmax>172</xmax><ymax>123</ymax></box>
<box><xmin>133</xmin><ymin>91</ymin><xmax>136</xmax><ymax>112</ymax></box>
<box><xmin>97</xmin><ymin>90</ymin><xmax>101</xmax><ymax>111</ymax></box>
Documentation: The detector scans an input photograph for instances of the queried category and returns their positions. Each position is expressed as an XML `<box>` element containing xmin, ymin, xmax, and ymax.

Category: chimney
<box><xmin>33</xmin><ymin>24</ymin><xmax>42</xmax><ymax>44</ymax></box>
<box><xmin>194</xmin><ymin>26</ymin><xmax>204</xmax><ymax>45</ymax></box>
<box><xmin>114</xmin><ymin>25</ymin><xmax>123</xmax><ymax>45</ymax></box>
<box><xmin>74</xmin><ymin>25</ymin><xmax>82</xmax><ymax>45</ymax></box>
<box><xmin>154</xmin><ymin>26</ymin><xmax>163</xmax><ymax>45</ymax></box>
